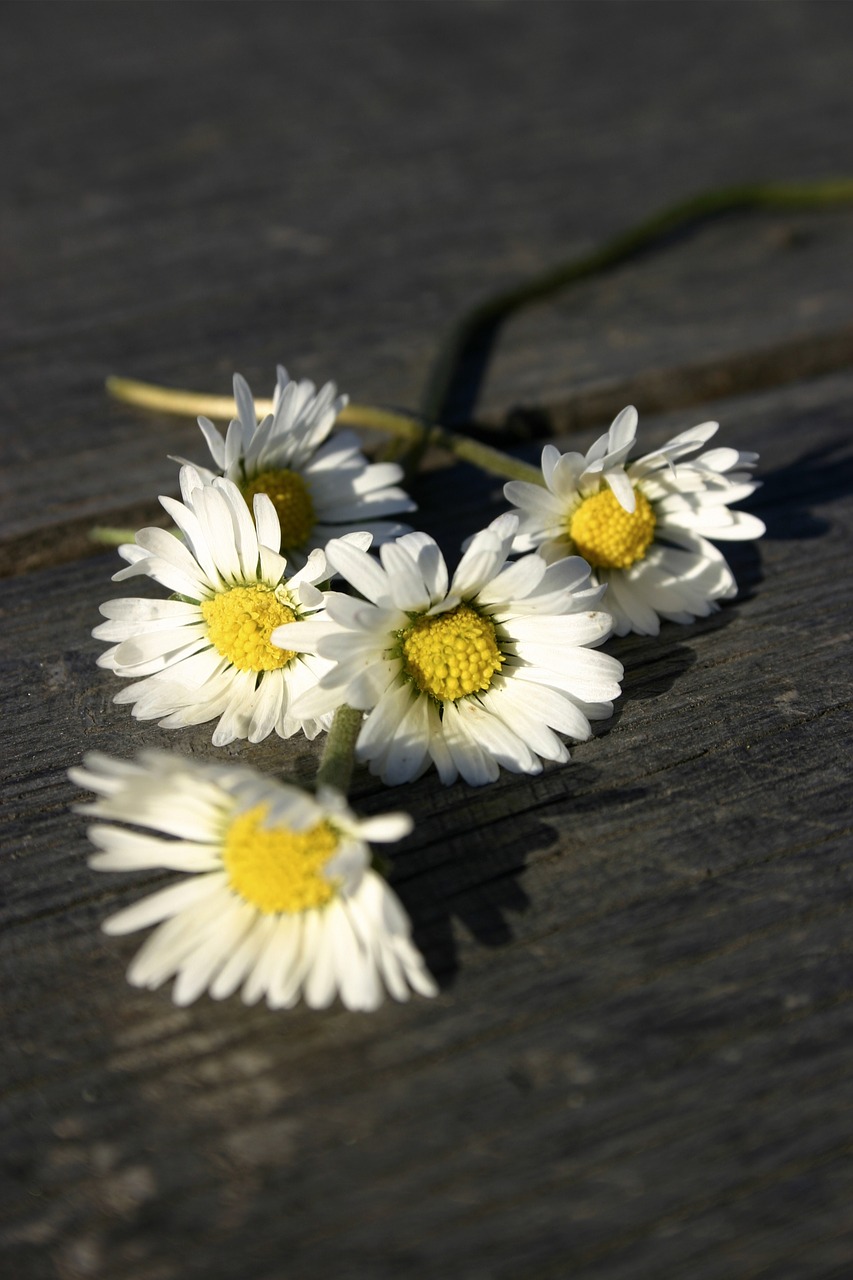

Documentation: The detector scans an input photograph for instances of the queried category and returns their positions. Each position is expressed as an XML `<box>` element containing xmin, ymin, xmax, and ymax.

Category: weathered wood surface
<box><xmin>3</xmin><ymin>3</ymin><xmax>853</xmax><ymax>546</ymax></box>
<box><xmin>2</xmin><ymin>5</ymin><xmax>853</xmax><ymax>1279</ymax></box>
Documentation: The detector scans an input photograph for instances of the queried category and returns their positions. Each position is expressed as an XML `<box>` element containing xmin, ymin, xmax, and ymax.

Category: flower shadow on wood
<box><xmin>391</xmin><ymin>769</ymin><xmax>652</xmax><ymax>990</ymax></box>
<box><xmin>751</xmin><ymin>437</ymin><xmax>853</xmax><ymax>542</ymax></box>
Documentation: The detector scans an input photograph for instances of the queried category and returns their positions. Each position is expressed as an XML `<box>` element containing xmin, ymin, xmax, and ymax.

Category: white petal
<box><xmin>607</xmin><ymin>405</ymin><xmax>638</xmax><ymax>454</ymax></box>
<box><xmin>438</xmin><ymin>702</ymin><xmax>500</xmax><ymax>786</ymax></box>
<box><xmin>605</xmin><ymin>466</ymin><xmax>636</xmax><ymax>513</ymax></box>
<box><xmin>103</xmin><ymin>872</ymin><xmax>225</xmax><ymax>935</ymax></box>
<box><xmin>253</xmin><ymin>493</ymin><xmax>282</xmax><ymax>554</ymax></box>
<box><xmin>394</xmin><ymin>532</ymin><xmax>449</xmax><ymax>600</ymax></box>
<box><xmin>197</xmin><ymin>416</ymin><xmax>227</xmax><ymax>468</ymax></box>
<box><xmin>379</xmin><ymin>541</ymin><xmax>432</xmax><ymax>611</ymax></box>
<box><xmin>87</xmin><ymin>825</ymin><xmax>220</xmax><ymax>873</ymax></box>
<box><xmin>451</xmin><ymin>526</ymin><xmax>511</xmax><ymax>598</ymax></box>
<box><xmin>454</xmin><ymin>698</ymin><xmax>540</xmax><ymax>776</ymax></box>
<box><xmin>356</xmin><ymin>812</ymin><xmax>414</xmax><ymax>843</ymax></box>
<box><xmin>211</xmin><ymin>914</ymin><xmax>277</xmax><ymax>1001</ymax></box>
<box><xmin>326</xmin><ymin>539</ymin><xmax>392</xmax><ymax>605</ymax></box>
<box><xmin>265</xmin><ymin>916</ymin><xmax>304</xmax><ymax>1009</ymax></box>
<box><xmin>479</xmin><ymin>682</ymin><xmax>569</xmax><ymax>761</ymax></box>
<box><xmin>476</xmin><ymin>552</ymin><xmax>547</xmax><ymax>605</ymax></box>
<box><xmin>242</xmin><ymin>915</ymin><xmax>292</xmax><ymax>1006</ymax></box>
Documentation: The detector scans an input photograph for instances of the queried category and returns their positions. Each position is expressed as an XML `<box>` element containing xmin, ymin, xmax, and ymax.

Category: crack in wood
<box><xmin>3</xmin><ymin>325</ymin><xmax>853</xmax><ymax>580</ymax></box>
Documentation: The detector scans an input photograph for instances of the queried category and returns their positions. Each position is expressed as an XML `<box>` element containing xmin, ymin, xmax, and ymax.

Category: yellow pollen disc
<box><xmin>201</xmin><ymin>585</ymin><xmax>297</xmax><ymax>671</ymax></box>
<box><xmin>242</xmin><ymin>468</ymin><xmax>316</xmax><ymax>549</ymax></box>
<box><xmin>568</xmin><ymin>486</ymin><xmax>657</xmax><ymax>570</ymax></box>
<box><xmin>223</xmin><ymin>804</ymin><xmax>340</xmax><ymax>914</ymax></box>
<box><xmin>401</xmin><ymin>603</ymin><xmax>504</xmax><ymax>702</ymax></box>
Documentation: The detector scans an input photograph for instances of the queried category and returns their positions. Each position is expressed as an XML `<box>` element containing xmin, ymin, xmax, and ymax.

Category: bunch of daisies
<box><xmin>72</xmin><ymin>367</ymin><xmax>764</xmax><ymax>1013</ymax></box>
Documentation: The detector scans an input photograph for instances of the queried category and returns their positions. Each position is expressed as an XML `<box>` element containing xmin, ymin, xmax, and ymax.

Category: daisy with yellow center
<box><xmin>94</xmin><ymin>464</ymin><xmax>341</xmax><ymax>745</ymax></box>
<box><xmin>504</xmin><ymin>406</ymin><xmax>766</xmax><ymax>636</ymax></box>
<box><xmin>175</xmin><ymin>366</ymin><xmax>416</xmax><ymax>567</ymax></box>
<box><xmin>274</xmin><ymin>515</ymin><xmax>623</xmax><ymax>787</ymax></box>
<box><xmin>69</xmin><ymin>752</ymin><xmax>437</xmax><ymax>1011</ymax></box>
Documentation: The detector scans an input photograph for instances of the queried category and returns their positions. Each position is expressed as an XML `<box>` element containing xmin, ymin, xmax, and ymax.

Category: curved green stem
<box><xmin>315</xmin><ymin>704</ymin><xmax>364</xmax><ymax>795</ymax></box>
<box><xmin>417</xmin><ymin>178</ymin><xmax>853</xmax><ymax>431</ymax></box>
<box><xmin>106</xmin><ymin>178</ymin><xmax>853</xmax><ymax>491</ymax></box>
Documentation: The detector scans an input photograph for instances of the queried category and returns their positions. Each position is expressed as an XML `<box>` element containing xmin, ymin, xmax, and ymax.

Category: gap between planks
<box><xmin>2</xmin><ymin>323</ymin><xmax>852</xmax><ymax>580</ymax></box>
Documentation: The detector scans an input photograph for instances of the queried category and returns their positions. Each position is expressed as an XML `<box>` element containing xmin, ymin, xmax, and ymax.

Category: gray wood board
<box><xmin>4</xmin><ymin>2</ymin><xmax>853</xmax><ymax>541</ymax></box>
<box><xmin>3</xmin><ymin>5</ymin><xmax>853</xmax><ymax>1276</ymax></box>
<box><xmin>2</xmin><ymin>372</ymin><xmax>852</xmax><ymax>1279</ymax></box>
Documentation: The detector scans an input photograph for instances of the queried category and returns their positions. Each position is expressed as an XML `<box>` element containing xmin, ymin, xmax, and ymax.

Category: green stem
<box><xmin>106</xmin><ymin>178</ymin><xmax>853</xmax><ymax>492</ymax></box>
<box><xmin>374</xmin><ymin>418</ymin><xmax>542</xmax><ymax>484</ymax></box>
<box><xmin>418</xmin><ymin>178</ymin><xmax>853</xmax><ymax>432</ymax></box>
<box><xmin>106</xmin><ymin>376</ymin><xmax>542</xmax><ymax>484</ymax></box>
<box><xmin>90</xmin><ymin>526</ymin><xmax>137</xmax><ymax>546</ymax></box>
<box><xmin>315</xmin><ymin>704</ymin><xmax>364</xmax><ymax>794</ymax></box>
<box><xmin>427</xmin><ymin>427</ymin><xmax>542</xmax><ymax>483</ymax></box>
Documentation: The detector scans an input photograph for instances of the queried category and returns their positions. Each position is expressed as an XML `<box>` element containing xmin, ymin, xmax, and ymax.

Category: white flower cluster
<box><xmin>72</xmin><ymin>367</ymin><xmax>764</xmax><ymax>1015</ymax></box>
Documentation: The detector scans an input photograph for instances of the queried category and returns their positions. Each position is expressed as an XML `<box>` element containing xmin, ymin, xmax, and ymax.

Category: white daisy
<box><xmin>95</xmin><ymin>465</ymin><xmax>340</xmax><ymax>745</ymax></box>
<box><xmin>69</xmin><ymin>752</ymin><xmax>436</xmax><ymax>1011</ymax></box>
<box><xmin>178</xmin><ymin>366</ymin><xmax>415</xmax><ymax>566</ymax></box>
<box><xmin>503</xmin><ymin>406</ymin><xmax>766</xmax><ymax>636</ymax></box>
<box><xmin>273</xmin><ymin>515</ymin><xmax>623</xmax><ymax>787</ymax></box>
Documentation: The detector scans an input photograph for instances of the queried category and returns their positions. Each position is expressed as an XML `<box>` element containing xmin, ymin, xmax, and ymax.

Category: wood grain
<box><xmin>2</xmin><ymin>5</ymin><xmax>852</xmax><ymax>1279</ymax></box>
<box><xmin>3</xmin><ymin>372</ymin><xmax>852</xmax><ymax>1279</ymax></box>
<box><xmin>4</xmin><ymin>3</ymin><xmax>853</xmax><ymax>542</ymax></box>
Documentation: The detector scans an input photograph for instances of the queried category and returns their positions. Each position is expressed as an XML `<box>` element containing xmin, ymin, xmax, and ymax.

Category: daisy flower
<box><xmin>503</xmin><ymin>406</ymin><xmax>765</xmax><ymax>637</ymax></box>
<box><xmin>95</xmin><ymin>465</ymin><xmax>341</xmax><ymax>745</ymax></box>
<box><xmin>273</xmin><ymin>515</ymin><xmax>623</xmax><ymax>787</ymax></box>
<box><xmin>69</xmin><ymin>752</ymin><xmax>436</xmax><ymax>1011</ymax></box>
<box><xmin>180</xmin><ymin>366</ymin><xmax>415</xmax><ymax>566</ymax></box>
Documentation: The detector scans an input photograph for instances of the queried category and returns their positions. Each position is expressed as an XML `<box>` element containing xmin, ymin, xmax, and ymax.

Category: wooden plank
<box><xmin>2</xmin><ymin>371</ymin><xmax>852</xmax><ymax>1278</ymax></box>
<box><xmin>469</xmin><ymin>211</ymin><xmax>853</xmax><ymax>431</ymax></box>
<box><xmin>3</xmin><ymin>207</ymin><xmax>853</xmax><ymax>563</ymax></box>
<box><xmin>3</xmin><ymin>5</ymin><xmax>853</xmax><ymax>1277</ymax></box>
<box><xmin>4</xmin><ymin>3</ymin><xmax>853</xmax><ymax>542</ymax></box>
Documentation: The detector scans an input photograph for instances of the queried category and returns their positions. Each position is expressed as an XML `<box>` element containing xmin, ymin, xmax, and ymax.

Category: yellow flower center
<box><xmin>201</xmin><ymin>585</ymin><xmax>297</xmax><ymax>671</ymax></box>
<box><xmin>241</xmin><ymin>468</ymin><xmax>316</xmax><ymax>549</ymax></box>
<box><xmin>223</xmin><ymin>804</ymin><xmax>340</xmax><ymax>914</ymax></box>
<box><xmin>568</xmin><ymin>486</ymin><xmax>656</xmax><ymax>570</ymax></box>
<box><xmin>401</xmin><ymin>604</ymin><xmax>504</xmax><ymax>702</ymax></box>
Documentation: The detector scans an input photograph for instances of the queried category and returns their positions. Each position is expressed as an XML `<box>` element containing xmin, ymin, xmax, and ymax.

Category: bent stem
<box><xmin>396</xmin><ymin>177</ymin><xmax>853</xmax><ymax>474</ymax></box>
<box><xmin>315</xmin><ymin>704</ymin><xmax>364</xmax><ymax>795</ymax></box>
<box><xmin>418</xmin><ymin>177</ymin><xmax>853</xmax><ymax>429</ymax></box>
<box><xmin>107</xmin><ymin>176</ymin><xmax>853</xmax><ymax>490</ymax></box>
